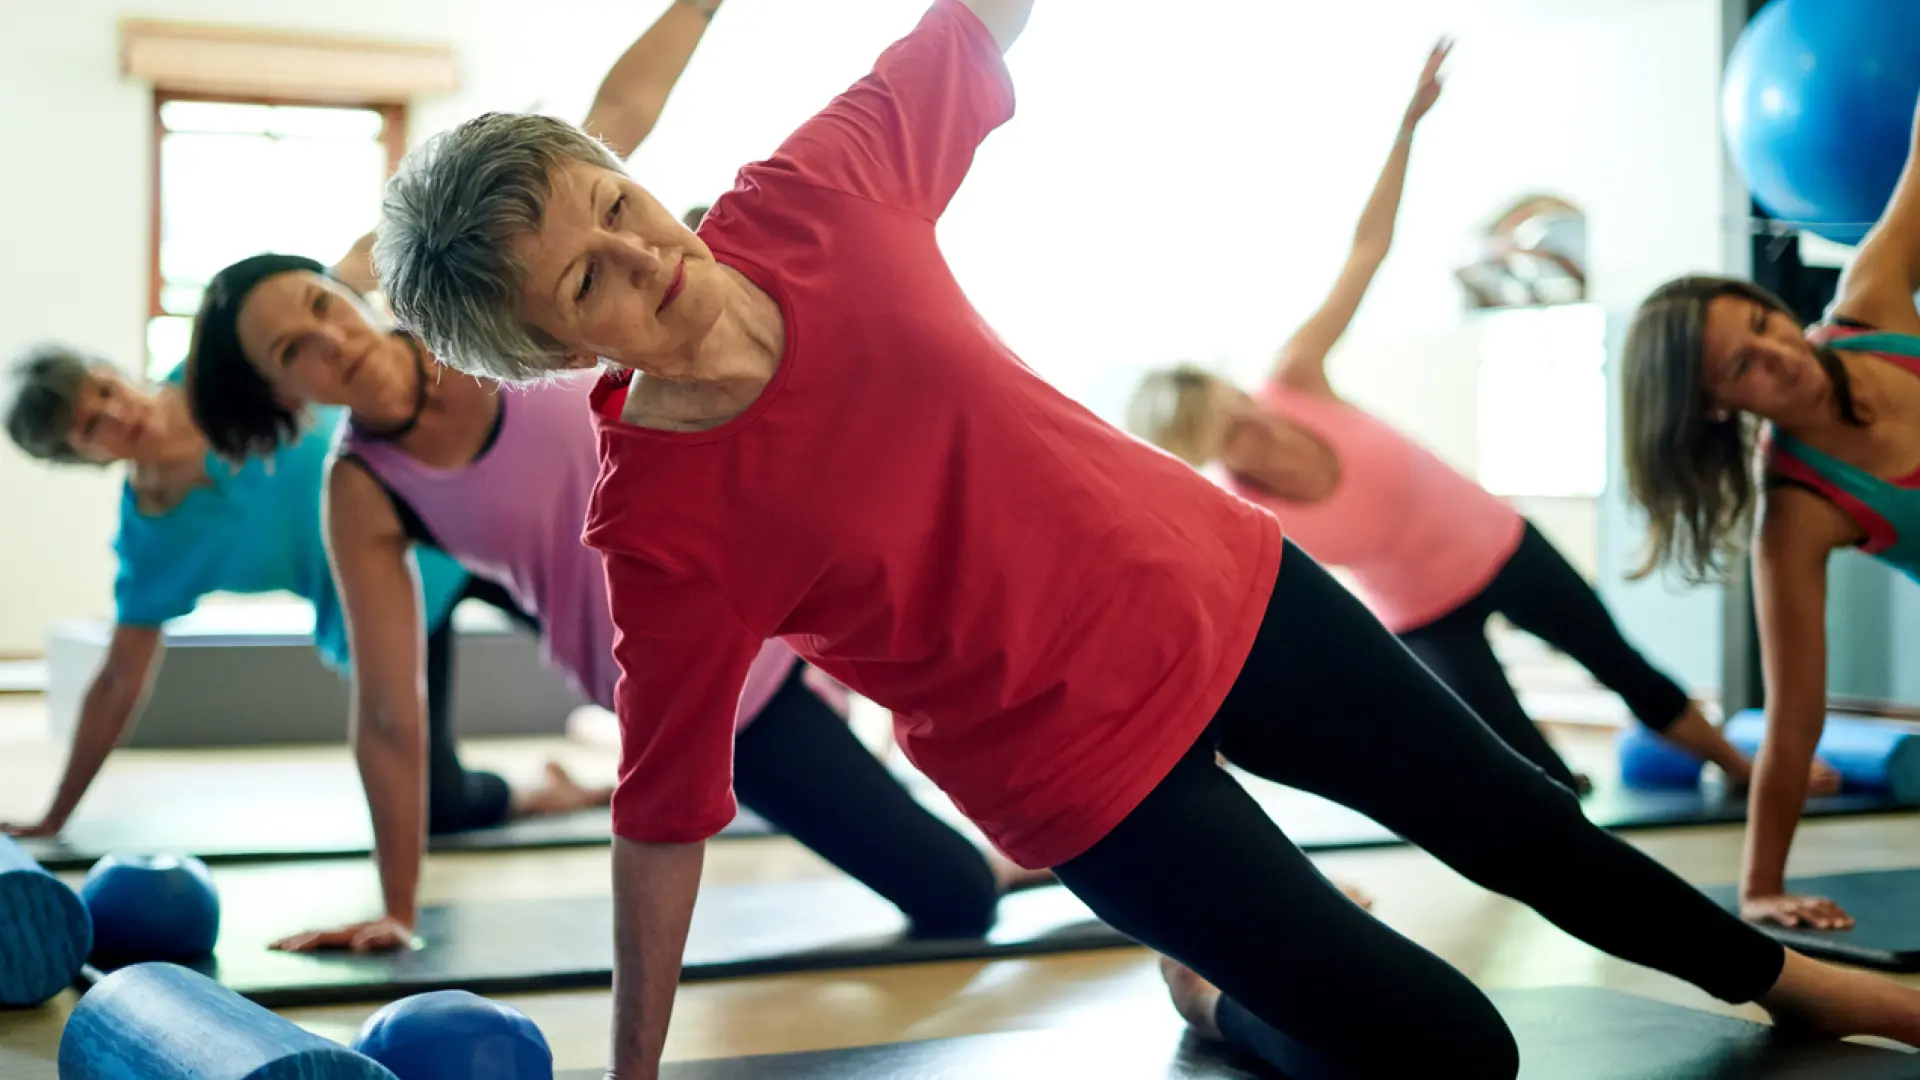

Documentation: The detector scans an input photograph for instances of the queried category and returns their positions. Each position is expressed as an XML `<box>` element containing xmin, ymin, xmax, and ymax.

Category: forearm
<box><xmin>352</xmin><ymin>712</ymin><xmax>428</xmax><ymax>924</ymax></box>
<box><xmin>584</xmin><ymin>0</ymin><xmax>722</xmax><ymax>158</ymax></box>
<box><xmin>1739</xmin><ymin>719</ymin><xmax>1822</xmax><ymax>897</ymax></box>
<box><xmin>44</xmin><ymin>673</ymin><xmax>146</xmax><ymax>822</ymax></box>
<box><xmin>610</xmin><ymin>837</ymin><xmax>705</xmax><ymax>1079</ymax></box>
<box><xmin>1350</xmin><ymin>125</ymin><xmax>1415</xmax><ymax>260</ymax></box>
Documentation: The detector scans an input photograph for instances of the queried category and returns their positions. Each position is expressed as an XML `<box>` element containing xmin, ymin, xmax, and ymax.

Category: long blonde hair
<box><xmin>1128</xmin><ymin>364</ymin><xmax>1225</xmax><ymax>466</ymax></box>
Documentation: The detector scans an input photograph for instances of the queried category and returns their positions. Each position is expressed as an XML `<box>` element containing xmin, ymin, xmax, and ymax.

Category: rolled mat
<box><xmin>1615</xmin><ymin>724</ymin><xmax>1705</xmax><ymax>790</ymax></box>
<box><xmin>58</xmin><ymin>962</ymin><xmax>396</xmax><ymax>1079</ymax></box>
<box><xmin>1723</xmin><ymin>709</ymin><xmax>1920</xmax><ymax>803</ymax></box>
<box><xmin>0</xmin><ymin>833</ymin><xmax>92</xmax><ymax>1007</ymax></box>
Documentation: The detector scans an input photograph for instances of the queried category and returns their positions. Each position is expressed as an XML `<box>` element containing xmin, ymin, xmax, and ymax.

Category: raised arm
<box><xmin>274</xmin><ymin>458</ymin><xmax>432</xmax><ymax>954</ymax></box>
<box><xmin>0</xmin><ymin>626</ymin><xmax>162</xmax><ymax>838</ymax></box>
<box><xmin>1832</xmin><ymin>90</ymin><xmax>1920</xmax><ymax>334</ymax></box>
<box><xmin>582</xmin><ymin>0</ymin><xmax>725</xmax><ymax>160</ymax></box>
<box><xmin>1273</xmin><ymin>39</ymin><xmax>1450</xmax><ymax>397</ymax></box>
<box><xmin>1740</xmin><ymin>485</ymin><xmax>1859</xmax><ymax>929</ymax></box>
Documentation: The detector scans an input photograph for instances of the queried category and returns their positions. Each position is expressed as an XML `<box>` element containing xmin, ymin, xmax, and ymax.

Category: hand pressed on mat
<box><xmin>1740</xmin><ymin>892</ymin><xmax>1854</xmax><ymax>931</ymax></box>
<box><xmin>272</xmin><ymin>914</ymin><xmax>419</xmax><ymax>954</ymax></box>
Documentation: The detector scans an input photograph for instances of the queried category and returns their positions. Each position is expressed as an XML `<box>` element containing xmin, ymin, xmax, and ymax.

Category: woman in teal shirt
<box><xmin>1</xmin><ymin>343</ymin><xmax>607</xmax><ymax>848</ymax></box>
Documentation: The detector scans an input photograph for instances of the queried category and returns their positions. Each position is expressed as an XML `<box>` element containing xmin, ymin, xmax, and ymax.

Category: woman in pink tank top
<box><xmin>176</xmin><ymin>3</ymin><xmax>1045</xmax><ymax>959</ymax></box>
<box><xmin>1130</xmin><ymin>69</ymin><xmax>1814</xmax><ymax>802</ymax></box>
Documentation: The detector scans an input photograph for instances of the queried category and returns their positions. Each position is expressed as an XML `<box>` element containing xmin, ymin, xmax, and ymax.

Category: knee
<box><xmin>902</xmin><ymin>856</ymin><xmax>1001</xmax><ymax>940</ymax></box>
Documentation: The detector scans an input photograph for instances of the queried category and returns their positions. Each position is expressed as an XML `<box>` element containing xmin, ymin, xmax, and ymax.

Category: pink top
<box><xmin>1220</xmin><ymin>382</ymin><xmax>1523</xmax><ymax>633</ymax></box>
<box><xmin>339</xmin><ymin>370</ymin><xmax>796</xmax><ymax>729</ymax></box>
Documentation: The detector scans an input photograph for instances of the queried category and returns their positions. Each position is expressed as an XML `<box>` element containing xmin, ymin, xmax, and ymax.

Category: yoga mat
<box><xmin>1700</xmin><ymin>868</ymin><xmax>1920</xmax><ymax>972</ymax></box>
<box><xmin>552</xmin><ymin>987</ymin><xmax>1914</xmax><ymax>1079</ymax></box>
<box><xmin>79</xmin><ymin>873</ymin><xmax>1133</xmax><ymax>1007</ymax></box>
<box><xmin>1235</xmin><ymin>772</ymin><xmax>1912</xmax><ymax>854</ymax></box>
<box><xmin>17</xmin><ymin>766</ymin><xmax>770</xmax><ymax>873</ymax></box>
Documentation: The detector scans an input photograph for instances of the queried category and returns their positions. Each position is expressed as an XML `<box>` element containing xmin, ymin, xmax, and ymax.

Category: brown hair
<box><xmin>1620</xmin><ymin>274</ymin><xmax>1860</xmax><ymax>584</ymax></box>
<box><xmin>1127</xmin><ymin>364</ymin><xmax>1224</xmax><ymax>466</ymax></box>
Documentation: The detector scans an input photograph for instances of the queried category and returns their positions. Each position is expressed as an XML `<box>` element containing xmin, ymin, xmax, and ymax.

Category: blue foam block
<box><xmin>58</xmin><ymin>962</ymin><xmax>396</xmax><ymax>1079</ymax></box>
<box><xmin>0</xmin><ymin>833</ymin><xmax>92</xmax><ymax>1008</ymax></box>
<box><xmin>1724</xmin><ymin>710</ymin><xmax>1920</xmax><ymax>802</ymax></box>
<box><xmin>1616</xmin><ymin>724</ymin><xmax>1705</xmax><ymax>790</ymax></box>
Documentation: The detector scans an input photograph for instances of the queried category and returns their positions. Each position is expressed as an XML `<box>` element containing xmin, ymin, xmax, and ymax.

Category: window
<box><xmin>1473</xmin><ymin>302</ymin><xmax>1607</xmax><ymax>499</ymax></box>
<box><xmin>147</xmin><ymin>94</ymin><xmax>405</xmax><ymax>380</ymax></box>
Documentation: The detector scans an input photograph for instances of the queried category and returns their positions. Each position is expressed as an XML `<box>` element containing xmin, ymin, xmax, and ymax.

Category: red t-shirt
<box><xmin>584</xmin><ymin>0</ymin><xmax>1282</xmax><ymax>868</ymax></box>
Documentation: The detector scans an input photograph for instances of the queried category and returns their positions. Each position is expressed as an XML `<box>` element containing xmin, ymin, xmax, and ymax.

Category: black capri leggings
<box><xmin>1053</xmin><ymin>542</ymin><xmax>1784</xmax><ymax>1078</ymax></box>
<box><xmin>420</xmin><ymin>577</ymin><xmax>536</xmax><ymax>835</ymax></box>
<box><xmin>1396</xmin><ymin>521</ymin><xmax>1692</xmax><ymax>793</ymax></box>
<box><xmin>732</xmin><ymin>665</ymin><xmax>1004</xmax><ymax>939</ymax></box>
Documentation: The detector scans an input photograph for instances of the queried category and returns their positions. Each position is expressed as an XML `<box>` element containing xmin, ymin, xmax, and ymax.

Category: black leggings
<box><xmin>1053</xmin><ymin>543</ymin><xmax>1784</xmax><ymax>1079</ymax></box>
<box><xmin>420</xmin><ymin>578</ymin><xmax>535</xmax><ymax>835</ymax></box>
<box><xmin>1396</xmin><ymin>522</ymin><xmax>1692</xmax><ymax>793</ymax></box>
<box><xmin>732</xmin><ymin>666</ymin><xmax>1003</xmax><ymax>938</ymax></box>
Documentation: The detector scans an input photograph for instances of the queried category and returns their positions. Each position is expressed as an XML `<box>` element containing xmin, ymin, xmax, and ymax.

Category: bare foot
<box><xmin>1160</xmin><ymin>956</ymin><xmax>1225</xmax><ymax>1041</ymax></box>
<box><xmin>1337</xmin><ymin>881</ymin><xmax>1374</xmax><ymax>911</ymax></box>
<box><xmin>512</xmin><ymin>761</ymin><xmax>615</xmax><ymax>818</ymax></box>
<box><xmin>986</xmin><ymin>849</ymin><xmax>1056</xmax><ymax>893</ymax></box>
<box><xmin>1760</xmin><ymin>949</ymin><xmax>1920</xmax><ymax>1046</ymax></box>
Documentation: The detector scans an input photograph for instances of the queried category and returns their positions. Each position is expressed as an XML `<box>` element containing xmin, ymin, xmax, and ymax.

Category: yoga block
<box><xmin>0</xmin><ymin>834</ymin><xmax>92</xmax><ymax>1007</ymax></box>
<box><xmin>58</xmin><ymin>962</ymin><xmax>396</xmax><ymax>1079</ymax></box>
<box><xmin>1724</xmin><ymin>709</ymin><xmax>1920</xmax><ymax>802</ymax></box>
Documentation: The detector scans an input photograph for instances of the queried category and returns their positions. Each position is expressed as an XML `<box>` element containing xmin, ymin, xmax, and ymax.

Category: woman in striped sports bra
<box><xmin>1129</xmin><ymin>44</ymin><xmax>1803</xmax><ymax>803</ymax></box>
<box><xmin>1622</xmin><ymin>92</ymin><xmax>1920</xmax><ymax>933</ymax></box>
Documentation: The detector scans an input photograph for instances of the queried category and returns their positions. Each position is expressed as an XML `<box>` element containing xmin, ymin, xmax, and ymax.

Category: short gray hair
<box><xmin>375</xmin><ymin>112</ymin><xmax>624</xmax><ymax>384</ymax></box>
<box><xmin>3</xmin><ymin>343</ymin><xmax>98</xmax><ymax>465</ymax></box>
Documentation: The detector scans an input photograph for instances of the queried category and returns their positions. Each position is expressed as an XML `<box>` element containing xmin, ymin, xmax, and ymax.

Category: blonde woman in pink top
<box><xmin>1131</xmin><ymin>45</ymin><xmax>1833</xmax><ymax>799</ymax></box>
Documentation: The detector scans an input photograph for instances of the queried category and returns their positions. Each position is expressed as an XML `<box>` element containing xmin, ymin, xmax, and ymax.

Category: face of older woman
<box><xmin>511</xmin><ymin>159</ymin><xmax>726</xmax><ymax>371</ymax></box>
<box><xmin>65</xmin><ymin>367</ymin><xmax>165</xmax><ymax>464</ymax></box>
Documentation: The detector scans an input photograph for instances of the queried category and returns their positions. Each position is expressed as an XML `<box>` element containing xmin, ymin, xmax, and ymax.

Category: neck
<box><xmin>354</xmin><ymin>335</ymin><xmax>433</xmax><ymax>432</ymax></box>
<box><xmin>639</xmin><ymin>266</ymin><xmax>781</xmax><ymax>386</ymax></box>
<box><xmin>139</xmin><ymin>387</ymin><xmax>210</xmax><ymax>469</ymax></box>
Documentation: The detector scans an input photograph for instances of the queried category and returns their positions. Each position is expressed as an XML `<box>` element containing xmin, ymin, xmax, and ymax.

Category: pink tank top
<box><xmin>340</xmin><ymin>371</ymin><xmax>797</xmax><ymax>728</ymax></box>
<box><xmin>1220</xmin><ymin>382</ymin><xmax>1523</xmax><ymax>633</ymax></box>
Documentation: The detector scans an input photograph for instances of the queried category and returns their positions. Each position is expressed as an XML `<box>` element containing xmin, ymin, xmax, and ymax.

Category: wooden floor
<box><xmin>4</xmin><ymin>692</ymin><xmax>1920</xmax><ymax>1077</ymax></box>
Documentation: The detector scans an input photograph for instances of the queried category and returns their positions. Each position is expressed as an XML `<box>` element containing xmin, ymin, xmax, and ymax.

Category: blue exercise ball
<box><xmin>351</xmin><ymin>990</ymin><xmax>554</xmax><ymax>1080</ymax></box>
<box><xmin>80</xmin><ymin>853</ymin><xmax>221</xmax><ymax>961</ymax></box>
<box><xmin>1722</xmin><ymin>0</ymin><xmax>1920</xmax><ymax>244</ymax></box>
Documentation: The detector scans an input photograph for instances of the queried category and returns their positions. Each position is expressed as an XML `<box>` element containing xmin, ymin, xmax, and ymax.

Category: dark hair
<box><xmin>184</xmin><ymin>253</ymin><xmax>326</xmax><ymax>461</ymax></box>
<box><xmin>681</xmin><ymin>204</ymin><xmax>711</xmax><ymax>231</ymax></box>
<box><xmin>1620</xmin><ymin>274</ymin><xmax>1860</xmax><ymax>584</ymax></box>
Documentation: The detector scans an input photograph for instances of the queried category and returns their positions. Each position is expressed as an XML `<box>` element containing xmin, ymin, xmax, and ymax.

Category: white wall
<box><xmin>0</xmin><ymin>0</ymin><xmax>1734</xmax><ymax>659</ymax></box>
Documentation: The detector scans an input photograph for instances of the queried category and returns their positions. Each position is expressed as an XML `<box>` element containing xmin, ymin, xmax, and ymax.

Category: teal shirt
<box><xmin>1770</xmin><ymin>329</ymin><xmax>1920</xmax><ymax>581</ymax></box>
<box><xmin>110</xmin><ymin>375</ymin><xmax>468</xmax><ymax>670</ymax></box>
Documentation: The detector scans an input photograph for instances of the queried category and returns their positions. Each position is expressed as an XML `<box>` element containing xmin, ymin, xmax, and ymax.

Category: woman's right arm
<box><xmin>1</xmin><ymin>625</ymin><xmax>163</xmax><ymax>837</ymax></box>
<box><xmin>1832</xmin><ymin>92</ymin><xmax>1920</xmax><ymax>334</ymax></box>
<box><xmin>1741</xmin><ymin>485</ymin><xmax>1860</xmax><ymax>927</ymax></box>
<box><xmin>271</xmin><ymin>459</ymin><xmax>431</xmax><ymax>953</ymax></box>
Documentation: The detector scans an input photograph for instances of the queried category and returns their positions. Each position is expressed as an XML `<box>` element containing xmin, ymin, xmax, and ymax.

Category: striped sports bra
<box><xmin>1767</xmin><ymin>324</ymin><xmax>1920</xmax><ymax>578</ymax></box>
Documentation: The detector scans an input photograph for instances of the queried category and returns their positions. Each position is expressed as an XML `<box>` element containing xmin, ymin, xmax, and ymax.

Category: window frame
<box><xmin>146</xmin><ymin>90</ymin><xmax>408</xmax><ymax>322</ymax></box>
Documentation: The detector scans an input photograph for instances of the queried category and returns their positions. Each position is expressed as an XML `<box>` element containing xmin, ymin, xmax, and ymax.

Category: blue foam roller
<box><xmin>1616</xmin><ymin>723</ymin><xmax>1704</xmax><ymax>790</ymax></box>
<box><xmin>1724</xmin><ymin>710</ymin><xmax>1920</xmax><ymax>802</ymax></box>
<box><xmin>0</xmin><ymin>833</ymin><xmax>92</xmax><ymax>1007</ymax></box>
<box><xmin>58</xmin><ymin>962</ymin><xmax>397</xmax><ymax>1080</ymax></box>
<box><xmin>350</xmin><ymin>990</ymin><xmax>553</xmax><ymax>1080</ymax></box>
